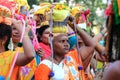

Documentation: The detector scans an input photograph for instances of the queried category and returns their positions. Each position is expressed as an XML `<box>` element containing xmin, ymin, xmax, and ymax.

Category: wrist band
<box><xmin>17</xmin><ymin>42</ymin><xmax>23</xmax><ymax>47</ymax></box>
<box><xmin>100</xmin><ymin>31</ymin><xmax>104</xmax><ymax>36</ymax></box>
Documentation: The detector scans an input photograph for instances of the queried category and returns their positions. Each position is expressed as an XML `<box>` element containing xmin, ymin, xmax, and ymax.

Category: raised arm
<box><xmin>93</xmin><ymin>28</ymin><xmax>107</xmax><ymax>54</ymax></box>
<box><xmin>68</xmin><ymin>16</ymin><xmax>96</xmax><ymax>69</ymax></box>
<box><xmin>76</xmin><ymin>27</ymin><xmax>96</xmax><ymax>69</ymax></box>
<box><xmin>12</xmin><ymin>19</ymin><xmax>35</xmax><ymax>66</ymax></box>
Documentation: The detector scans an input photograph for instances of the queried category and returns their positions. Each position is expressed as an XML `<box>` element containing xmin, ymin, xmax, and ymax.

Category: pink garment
<box><xmin>34</xmin><ymin>42</ymin><xmax>51</xmax><ymax>59</ymax></box>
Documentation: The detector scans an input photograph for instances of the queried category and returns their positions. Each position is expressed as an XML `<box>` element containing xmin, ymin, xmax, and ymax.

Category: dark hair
<box><xmin>107</xmin><ymin>15</ymin><xmax>120</xmax><ymax>62</ymax></box>
<box><xmin>0</xmin><ymin>23</ymin><xmax>12</xmax><ymax>51</ymax></box>
<box><xmin>36</xmin><ymin>25</ymin><xmax>49</xmax><ymax>42</ymax></box>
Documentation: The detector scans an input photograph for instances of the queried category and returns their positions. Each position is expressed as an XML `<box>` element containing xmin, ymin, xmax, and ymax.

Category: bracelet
<box><xmin>49</xmin><ymin>33</ymin><xmax>53</xmax><ymax>37</ymax></box>
<box><xmin>100</xmin><ymin>31</ymin><xmax>104</xmax><ymax>36</ymax></box>
<box><xmin>67</xmin><ymin>32</ymin><xmax>75</xmax><ymax>36</ymax></box>
<box><xmin>17</xmin><ymin>42</ymin><xmax>23</xmax><ymax>47</ymax></box>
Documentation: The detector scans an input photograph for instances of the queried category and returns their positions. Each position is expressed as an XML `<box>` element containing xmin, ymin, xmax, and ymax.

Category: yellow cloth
<box><xmin>14</xmin><ymin>0</ymin><xmax>29</xmax><ymax>7</ymax></box>
<box><xmin>52</xmin><ymin>9</ymin><xmax>70</xmax><ymax>22</ymax></box>
<box><xmin>13</xmin><ymin>0</ymin><xmax>30</xmax><ymax>13</ymax></box>
<box><xmin>97</xmin><ymin>61</ymin><xmax>104</xmax><ymax>70</ymax></box>
<box><xmin>70</xmin><ymin>5</ymin><xmax>86</xmax><ymax>17</ymax></box>
<box><xmin>0</xmin><ymin>47</ymin><xmax>37</xmax><ymax>80</ymax></box>
<box><xmin>34</xmin><ymin>8</ymin><xmax>47</xmax><ymax>15</ymax></box>
<box><xmin>0</xmin><ymin>5</ymin><xmax>11</xmax><ymax>17</ymax></box>
<box><xmin>34</xmin><ymin>3</ymin><xmax>50</xmax><ymax>15</ymax></box>
<box><xmin>0</xmin><ymin>50</ymin><xmax>19</xmax><ymax>80</ymax></box>
<box><xmin>52</xmin><ymin>26</ymin><xmax>67</xmax><ymax>33</ymax></box>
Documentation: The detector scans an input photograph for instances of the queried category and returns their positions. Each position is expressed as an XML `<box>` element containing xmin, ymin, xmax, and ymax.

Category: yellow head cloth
<box><xmin>40</xmin><ymin>21</ymin><xmax>49</xmax><ymax>27</ymax></box>
<box><xmin>71</xmin><ymin>4</ymin><xmax>85</xmax><ymax>17</ymax></box>
<box><xmin>14</xmin><ymin>0</ymin><xmax>30</xmax><ymax>13</ymax></box>
<box><xmin>52</xmin><ymin>26</ymin><xmax>68</xmax><ymax>40</ymax></box>
<box><xmin>34</xmin><ymin>3</ymin><xmax>51</xmax><ymax>15</ymax></box>
<box><xmin>52</xmin><ymin>26</ymin><xmax>67</xmax><ymax>33</ymax></box>
<box><xmin>40</xmin><ymin>21</ymin><xmax>67</xmax><ymax>33</ymax></box>
<box><xmin>0</xmin><ymin>1</ymin><xmax>13</xmax><ymax>25</ymax></box>
<box><xmin>15</xmin><ymin>0</ymin><xmax>28</xmax><ymax>6</ymax></box>
<box><xmin>0</xmin><ymin>5</ymin><xmax>12</xmax><ymax>17</ymax></box>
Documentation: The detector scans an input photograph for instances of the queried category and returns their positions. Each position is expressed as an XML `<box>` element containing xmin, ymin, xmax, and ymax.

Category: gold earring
<box><xmin>8</xmin><ymin>38</ymin><xmax>14</xmax><ymax>51</ymax></box>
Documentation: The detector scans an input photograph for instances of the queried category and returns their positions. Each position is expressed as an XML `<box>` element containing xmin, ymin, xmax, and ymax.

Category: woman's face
<box><xmin>33</xmin><ymin>14</ymin><xmax>41</xmax><ymax>27</ymax></box>
<box><xmin>40</xmin><ymin>27</ymin><xmax>50</xmax><ymax>44</ymax></box>
<box><xmin>12</xmin><ymin>25</ymin><xmax>21</xmax><ymax>43</ymax></box>
<box><xmin>53</xmin><ymin>34</ymin><xmax>70</xmax><ymax>55</ymax></box>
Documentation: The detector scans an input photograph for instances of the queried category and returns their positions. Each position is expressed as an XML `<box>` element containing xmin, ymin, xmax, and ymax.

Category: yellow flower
<box><xmin>71</xmin><ymin>7</ymin><xmax>79</xmax><ymax>16</ymax></box>
<box><xmin>66</xmin><ymin>6</ymin><xmax>70</xmax><ymax>10</ymax></box>
<box><xmin>58</xmin><ymin>5</ymin><xmax>63</xmax><ymax>10</ymax></box>
<box><xmin>61</xmin><ymin>4</ymin><xmax>65</xmax><ymax>9</ymax></box>
<box><xmin>55</xmin><ymin>4</ymin><xmax>59</xmax><ymax>9</ymax></box>
<box><xmin>54</xmin><ymin>4</ymin><xmax>68</xmax><ymax>10</ymax></box>
<box><xmin>45</xmin><ymin>7</ymin><xmax>50</xmax><ymax>11</ymax></box>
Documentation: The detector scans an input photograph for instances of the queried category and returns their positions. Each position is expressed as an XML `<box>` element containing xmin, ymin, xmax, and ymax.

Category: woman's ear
<box><xmin>37</xmin><ymin>34</ymin><xmax>42</xmax><ymax>42</ymax></box>
<box><xmin>37</xmin><ymin>34</ymin><xmax>41</xmax><ymax>39</ymax></box>
<box><xmin>0</xmin><ymin>36</ymin><xmax>8</xmax><ymax>47</ymax></box>
<box><xmin>3</xmin><ymin>36</ymin><xmax>8</xmax><ymax>44</ymax></box>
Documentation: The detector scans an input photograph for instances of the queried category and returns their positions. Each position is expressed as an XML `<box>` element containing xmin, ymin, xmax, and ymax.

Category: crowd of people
<box><xmin>0</xmin><ymin>0</ymin><xmax>120</xmax><ymax>80</ymax></box>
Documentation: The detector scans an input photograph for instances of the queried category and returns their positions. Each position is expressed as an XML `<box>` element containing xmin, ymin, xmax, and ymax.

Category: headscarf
<box><xmin>0</xmin><ymin>0</ymin><xmax>15</xmax><ymax>25</ymax></box>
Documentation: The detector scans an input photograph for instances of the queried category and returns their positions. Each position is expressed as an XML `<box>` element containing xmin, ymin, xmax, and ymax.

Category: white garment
<box><xmin>40</xmin><ymin>60</ymin><xmax>65</xmax><ymax>80</ymax></box>
<box><xmin>77</xmin><ymin>23</ymin><xmax>87</xmax><ymax>30</ymax></box>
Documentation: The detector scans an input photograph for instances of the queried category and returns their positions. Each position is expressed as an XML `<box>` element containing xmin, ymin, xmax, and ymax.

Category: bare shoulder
<box><xmin>109</xmin><ymin>61</ymin><xmax>120</xmax><ymax>73</ymax></box>
<box><xmin>102</xmin><ymin>61</ymin><xmax>120</xmax><ymax>80</ymax></box>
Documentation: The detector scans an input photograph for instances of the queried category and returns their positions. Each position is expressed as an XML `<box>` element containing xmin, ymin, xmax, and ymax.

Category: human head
<box><xmin>37</xmin><ymin>25</ymin><xmax>50</xmax><ymax>44</ymax></box>
<box><xmin>78</xmin><ymin>35</ymin><xmax>84</xmax><ymax>48</ymax></box>
<box><xmin>53</xmin><ymin>33</ymin><xmax>70</xmax><ymax>56</ymax></box>
<box><xmin>11</xmin><ymin>22</ymin><xmax>21</xmax><ymax>43</ymax></box>
<box><xmin>0</xmin><ymin>23</ymin><xmax>12</xmax><ymax>51</ymax></box>
<box><xmin>107</xmin><ymin>15</ymin><xmax>120</xmax><ymax>62</ymax></box>
<box><xmin>67</xmin><ymin>33</ymin><xmax>85</xmax><ymax>49</ymax></box>
<box><xmin>33</xmin><ymin>14</ymin><xmax>44</xmax><ymax>27</ymax></box>
<box><xmin>68</xmin><ymin>33</ymin><xmax>77</xmax><ymax>49</ymax></box>
<box><xmin>0</xmin><ymin>2</ymin><xmax>12</xmax><ymax>51</ymax></box>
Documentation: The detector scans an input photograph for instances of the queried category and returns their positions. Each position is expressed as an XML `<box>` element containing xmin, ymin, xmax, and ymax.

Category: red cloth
<box><xmin>34</xmin><ymin>42</ymin><xmax>51</xmax><ymax>59</ymax></box>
